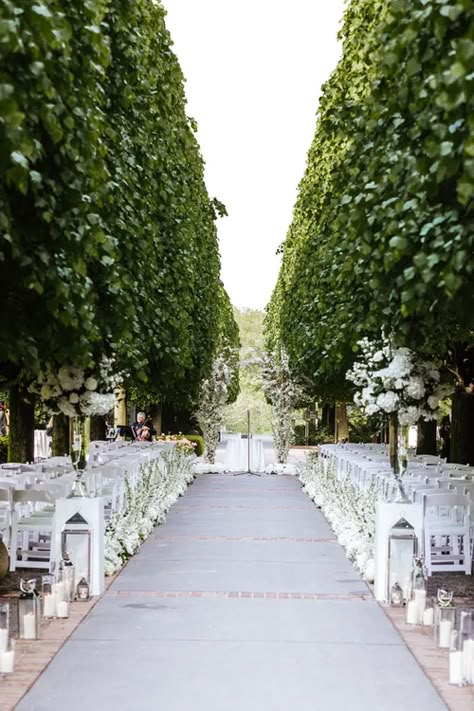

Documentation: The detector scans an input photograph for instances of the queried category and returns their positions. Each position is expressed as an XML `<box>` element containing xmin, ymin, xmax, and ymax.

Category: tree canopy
<box><xmin>266</xmin><ymin>0</ymin><xmax>474</xmax><ymax>401</ymax></box>
<box><xmin>0</xmin><ymin>0</ymin><xmax>233</xmax><ymax>405</ymax></box>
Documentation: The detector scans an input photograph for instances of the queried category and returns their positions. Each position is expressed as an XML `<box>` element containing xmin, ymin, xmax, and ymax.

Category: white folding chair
<box><xmin>423</xmin><ymin>493</ymin><xmax>471</xmax><ymax>575</ymax></box>
<box><xmin>9</xmin><ymin>489</ymin><xmax>57</xmax><ymax>571</ymax></box>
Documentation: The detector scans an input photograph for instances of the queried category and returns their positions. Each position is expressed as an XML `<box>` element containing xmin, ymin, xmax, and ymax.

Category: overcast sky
<box><xmin>162</xmin><ymin>0</ymin><xmax>346</xmax><ymax>310</ymax></box>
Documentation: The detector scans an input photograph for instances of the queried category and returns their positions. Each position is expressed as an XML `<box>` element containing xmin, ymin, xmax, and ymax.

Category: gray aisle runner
<box><xmin>18</xmin><ymin>474</ymin><xmax>445</xmax><ymax>711</ymax></box>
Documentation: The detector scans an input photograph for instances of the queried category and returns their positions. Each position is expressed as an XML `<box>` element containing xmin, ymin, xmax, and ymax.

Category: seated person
<box><xmin>131</xmin><ymin>412</ymin><xmax>157</xmax><ymax>441</ymax></box>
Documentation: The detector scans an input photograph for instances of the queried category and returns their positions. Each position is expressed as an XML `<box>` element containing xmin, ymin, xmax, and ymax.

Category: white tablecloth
<box><xmin>223</xmin><ymin>436</ymin><xmax>266</xmax><ymax>473</ymax></box>
<box><xmin>34</xmin><ymin>429</ymin><xmax>50</xmax><ymax>459</ymax></box>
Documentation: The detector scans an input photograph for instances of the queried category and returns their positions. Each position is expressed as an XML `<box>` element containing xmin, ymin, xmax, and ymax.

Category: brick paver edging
<box><xmin>0</xmin><ymin>571</ymin><xmax>121</xmax><ymax>711</ymax></box>
<box><xmin>383</xmin><ymin>605</ymin><xmax>474</xmax><ymax>710</ymax></box>
<box><xmin>153</xmin><ymin>535</ymin><xmax>337</xmax><ymax>543</ymax></box>
<box><xmin>105</xmin><ymin>590</ymin><xmax>374</xmax><ymax>601</ymax></box>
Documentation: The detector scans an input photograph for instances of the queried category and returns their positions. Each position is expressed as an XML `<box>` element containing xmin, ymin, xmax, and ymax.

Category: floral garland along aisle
<box><xmin>299</xmin><ymin>452</ymin><xmax>377</xmax><ymax>582</ymax></box>
<box><xmin>104</xmin><ymin>446</ymin><xmax>195</xmax><ymax>575</ymax></box>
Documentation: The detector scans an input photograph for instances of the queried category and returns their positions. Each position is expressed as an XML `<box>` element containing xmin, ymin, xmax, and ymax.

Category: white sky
<box><xmin>162</xmin><ymin>0</ymin><xmax>345</xmax><ymax>310</ymax></box>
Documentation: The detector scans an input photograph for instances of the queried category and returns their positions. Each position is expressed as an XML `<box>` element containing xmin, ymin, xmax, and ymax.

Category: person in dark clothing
<box><xmin>131</xmin><ymin>411</ymin><xmax>156</xmax><ymax>441</ymax></box>
<box><xmin>439</xmin><ymin>415</ymin><xmax>451</xmax><ymax>461</ymax></box>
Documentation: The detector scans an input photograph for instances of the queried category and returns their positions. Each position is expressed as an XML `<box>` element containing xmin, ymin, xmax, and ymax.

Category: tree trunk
<box><xmin>451</xmin><ymin>389</ymin><xmax>474</xmax><ymax>465</ymax></box>
<box><xmin>8</xmin><ymin>385</ymin><xmax>35</xmax><ymax>463</ymax></box>
<box><xmin>389</xmin><ymin>413</ymin><xmax>399</xmax><ymax>474</ymax></box>
<box><xmin>321</xmin><ymin>403</ymin><xmax>336</xmax><ymax>438</ymax></box>
<box><xmin>149</xmin><ymin>403</ymin><xmax>162</xmax><ymax>435</ymax></box>
<box><xmin>335</xmin><ymin>402</ymin><xmax>349</xmax><ymax>442</ymax></box>
<box><xmin>89</xmin><ymin>415</ymin><xmax>106</xmax><ymax>442</ymax></box>
<box><xmin>416</xmin><ymin>419</ymin><xmax>437</xmax><ymax>456</ymax></box>
<box><xmin>114</xmin><ymin>388</ymin><xmax>127</xmax><ymax>427</ymax></box>
<box><xmin>52</xmin><ymin>413</ymin><xmax>70</xmax><ymax>456</ymax></box>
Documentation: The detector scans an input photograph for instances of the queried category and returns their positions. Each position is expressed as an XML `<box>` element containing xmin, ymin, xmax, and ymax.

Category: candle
<box><xmin>43</xmin><ymin>593</ymin><xmax>57</xmax><ymax>618</ymax></box>
<box><xmin>422</xmin><ymin>608</ymin><xmax>434</xmax><ymax>626</ymax></box>
<box><xmin>52</xmin><ymin>582</ymin><xmax>65</xmax><ymax>602</ymax></box>
<box><xmin>414</xmin><ymin>589</ymin><xmax>426</xmax><ymax>624</ymax></box>
<box><xmin>439</xmin><ymin>619</ymin><xmax>452</xmax><ymax>648</ymax></box>
<box><xmin>0</xmin><ymin>649</ymin><xmax>15</xmax><ymax>674</ymax></box>
<box><xmin>406</xmin><ymin>600</ymin><xmax>418</xmax><ymax>625</ymax></box>
<box><xmin>0</xmin><ymin>628</ymin><xmax>8</xmax><ymax>653</ymax></box>
<box><xmin>56</xmin><ymin>601</ymin><xmax>69</xmax><ymax>618</ymax></box>
<box><xmin>449</xmin><ymin>651</ymin><xmax>464</xmax><ymax>685</ymax></box>
<box><xmin>23</xmin><ymin>613</ymin><xmax>37</xmax><ymax>640</ymax></box>
<box><xmin>463</xmin><ymin>639</ymin><xmax>474</xmax><ymax>684</ymax></box>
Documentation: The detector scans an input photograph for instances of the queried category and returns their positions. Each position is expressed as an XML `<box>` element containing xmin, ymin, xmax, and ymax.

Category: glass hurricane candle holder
<box><xmin>42</xmin><ymin>574</ymin><xmax>56</xmax><ymax>618</ymax></box>
<box><xmin>18</xmin><ymin>579</ymin><xmax>41</xmax><ymax>640</ymax></box>
<box><xmin>406</xmin><ymin>557</ymin><xmax>427</xmax><ymax>625</ymax></box>
<box><xmin>449</xmin><ymin>630</ymin><xmax>464</xmax><ymax>686</ymax></box>
<box><xmin>60</xmin><ymin>554</ymin><xmax>76</xmax><ymax>603</ymax></box>
<box><xmin>459</xmin><ymin>610</ymin><xmax>474</xmax><ymax>685</ymax></box>
<box><xmin>435</xmin><ymin>606</ymin><xmax>456</xmax><ymax>649</ymax></box>
<box><xmin>0</xmin><ymin>603</ymin><xmax>10</xmax><ymax>653</ymax></box>
<box><xmin>0</xmin><ymin>638</ymin><xmax>15</xmax><ymax>675</ymax></box>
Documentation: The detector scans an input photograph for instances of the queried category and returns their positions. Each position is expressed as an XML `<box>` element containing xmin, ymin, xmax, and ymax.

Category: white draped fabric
<box><xmin>34</xmin><ymin>429</ymin><xmax>50</xmax><ymax>460</ymax></box>
<box><xmin>222</xmin><ymin>435</ymin><xmax>266</xmax><ymax>473</ymax></box>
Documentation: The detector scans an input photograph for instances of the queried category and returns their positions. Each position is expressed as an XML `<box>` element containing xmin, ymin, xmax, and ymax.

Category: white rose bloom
<box><xmin>58</xmin><ymin>366</ymin><xmax>85</xmax><ymax>391</ymax></box>
<box><xmin>399</xmin><ymin>406</ymin><xmax>420</xmax><ymax>426</ymax></box>
<box><xmin>428</xmin><ymin>369</ymin><xmax>441</xmax><ymax>383</ymax></box>
<box><xmin>84</xmin><ymin>377</ymin><xmax>98</xmax><ymax>391</ymax></box>
<box><xmin>376</xmin><ymin>391</ymin><xmax>399</xmax><ymax>412</ymax></box>
<box><xmin>394</xmin><ymin>378</ymin><xmax>405</xmax><ymax>390</ymax></box>
<box><xmin>405</xmin><ymin>376</ymin><xmax>425</xmax><ymax>400</ymax></box>
<box><xmin>40</xmin><ymin>384</ymin><xmax>52</xmax><ymax>399</ymax></box>
<box><xmin>366</xmin><ymin>403</ymin><xmax>379</xmax><ymax>416</ymax></box>
<box><xmin>373</xmin><ymin>351</ymin><xmax>384</xmax><ymax>363</ymax></box>
<box><xmin>58</xmin><ymin>397</ymin><xmax>78</xmax><ymax>418</ymax></box>
<box><xmin>69</xmin><ymin>392</ymin><xmax>80</xmax><ymax>404</ymax></box>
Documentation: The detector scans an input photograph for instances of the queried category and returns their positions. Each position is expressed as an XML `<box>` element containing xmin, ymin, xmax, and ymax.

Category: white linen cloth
<box><xmin>34</xmin><ymin>429</ymin><xmax>50</xmax><ymax>460</ymax></box>
<box><xmin>223</xmin><ymin>436</ymin><xmax>266</xmax><ymax>473</ymax></box>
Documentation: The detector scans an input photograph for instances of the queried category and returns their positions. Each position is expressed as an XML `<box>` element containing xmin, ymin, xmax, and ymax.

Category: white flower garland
<box><xmin>262</xmin><ymin>350</ymin><xmax>302</xmax><ymax>464</ymax></box>
<box><xmin>299</xmin><ymin>453</ymin><xmax>377</xmax><ymax>582</ymax></box>
<box><xmin>195</xmin><ymin>351</ymin><xmax>237</xmax><ymax>464</ymax></box>
<box><xmin>104</xmin><ymin>448</ymin><xmax>195</xmax><ymax>575</ymax></box>
<box><xmin>347</xmin><ymin>338</ymin><xmax>450</xmax><ymax>426</ymax></box>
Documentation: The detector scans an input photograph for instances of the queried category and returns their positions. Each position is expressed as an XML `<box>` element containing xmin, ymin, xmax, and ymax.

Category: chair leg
<box><xmin>9</xmin><ymin>516</ymin><xmax>18</xmax><ymax>572</ymax></box>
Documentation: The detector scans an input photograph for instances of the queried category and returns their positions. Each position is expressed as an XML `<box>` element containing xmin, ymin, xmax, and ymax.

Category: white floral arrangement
<box><xmin>30</xmin><ymin>358</ymin><xmax>121</xmax><ymax>417</ymax></box>
<box><xmin>265</xmin><ymin>462</ymin><xmax>298</xmax><ymax>476</ymax></box>
<box><xmin>104</xmin><ymin>447</ymin><xmax>195</xmax><ymax>575</ymax></box>
<box><xmin>262</xmin><ymin>349</ymin><xmax>302</xmax><ymax>463</ymax></box>
<box><xmin>192</xmin><ymin>461</ymin><xmax>226</xmax><ymax>475</ymax></box>
<box><xmin>299</xmin><ymin>452</ymin><xmax>377</xmax><ymax>582</ymax></box>
<box><xmin>195</xmin><ymin>350</ymin><xmax>237</xmax><ymax>464</ymax></box>
<box><xmin>346</xmin><ymin>338</ymin><xmax>450</xmax><ymax>426</ymax></box>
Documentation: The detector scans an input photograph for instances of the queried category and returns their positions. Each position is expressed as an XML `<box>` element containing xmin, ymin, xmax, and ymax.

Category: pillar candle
<box><xmin>43</xmin><ymin>593</ymin><xmax>57</xmax><ymax>618</ymax></box>
<box><xmin>414</xmin><ymin>589</ymin><xmax>426</xmax><ymax>624</ymax></box>
<box><xmin>56</xmin><ymin>601</ymin><xmax>69</xmax><ymax>618</ymax></box>
<box><xmin>0</xmin><ymin>649</ymin><xmax>15</xmax><ymax>673</ymax></box>
<box><xmin>463</xmin><ymin>639</ymin><xmax>474</xmax><ymax>684</ymax></box>
<box><xmin>449</xmin><ymin>651</ymin><xmax>464</xmax><ymax>685</ymax></box>
<box><xmin>406</xmin><ymin>600</ymin><xmax>418</xmax><ymax>625</ymax></box>
<box><xmin>439</xmin><ymin>619</ymin><xmax>452</xmax><ymax>648</ymax></box>
<box><xmin>422</xmin><ymin>608</ymin><xmax>434</xmax><ymax>626</ymax></box>
<box><xmin>23</xmin><ymin>613</ymin><xmax>37</xmax><ymax>640</ymax></box>
<box><xmin>52</xmin><ymin>582</ymin><xmax>65</xmax><ymax>602</ymax></box>
<box><xmin>0</xmin><ymin>628</ymin><xmax>8</xmax><ymax>653</ymax></box>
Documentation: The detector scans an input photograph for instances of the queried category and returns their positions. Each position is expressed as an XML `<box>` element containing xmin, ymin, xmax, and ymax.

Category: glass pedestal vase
<box><xmin>69</xmin><ymin>416</ymin><xmax>87</xmax><ymax>471</ymax></box>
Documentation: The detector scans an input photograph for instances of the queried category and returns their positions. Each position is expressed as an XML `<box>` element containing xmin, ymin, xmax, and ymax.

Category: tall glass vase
<box><xmin>69</xmin><ymin>416</ymin><xmax>87</xmax><ymax>472</ymax></box>
<box><xmin>388</xmin><ymin>413</ymin><xmax>409</xmax><ymax>502</ymax></box>
<box><xmin>389</xmin><ymin>413</ymin><xmax>399</xmax><ymax>474</ymax></box>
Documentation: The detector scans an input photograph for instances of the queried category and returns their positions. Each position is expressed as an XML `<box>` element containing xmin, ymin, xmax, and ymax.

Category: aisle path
<box><xmin>19</xmin><ymin>474</ymin><xmax>445</xmax><ymax>711</ymax></box>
